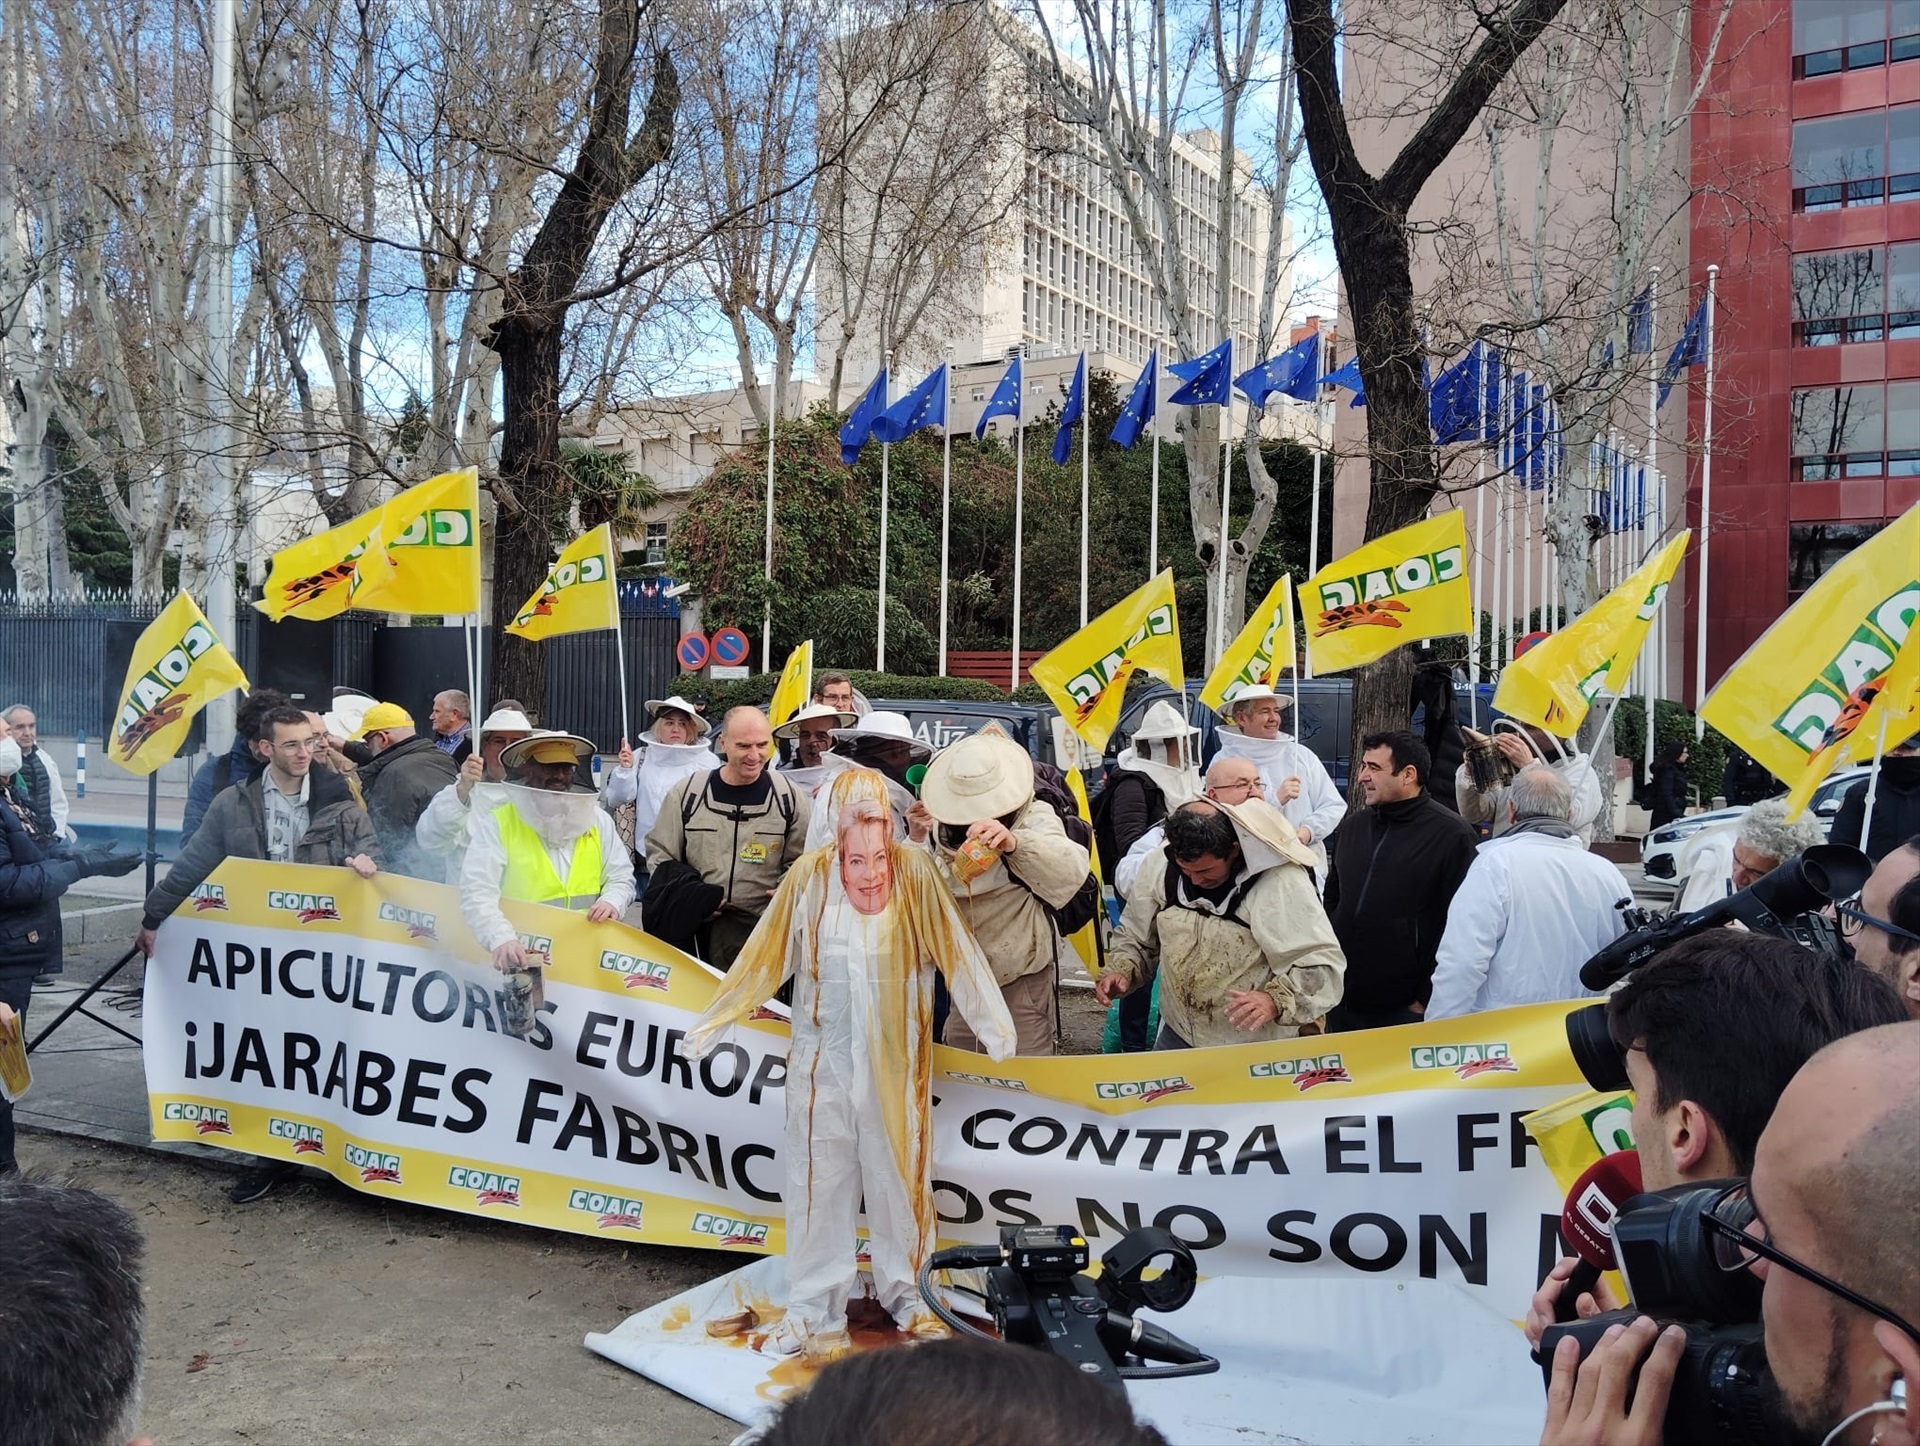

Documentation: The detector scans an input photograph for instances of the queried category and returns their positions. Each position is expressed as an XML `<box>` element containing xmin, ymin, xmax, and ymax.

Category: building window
<box><xmin>1791</xmin><ymin>383</ymin><xmax>1902</xmax><ymax>477</ymax></box>
<box><xmin>1793</xmin><ymin>0</ymin><xmax>1920</xmax><ymax>77</ymax></box>
<box><xmin>1793</xmin><ymin>243</ymin><xmax>1920</xmax><ymax>341</ymax></box>
<box><xmin>643</xmin><ymin>522</ymin><xmax>668</xmax><ymax>567</ymax></box>
<box><xmin>1791</xmin><ymin>107</ymin><xmax>1920</xmax><ymax>210</ymax></box>
<box><xmin>1789</xmin><ymin>521</ymin><xmax>1887</xmax><ymax>595</ymax></box>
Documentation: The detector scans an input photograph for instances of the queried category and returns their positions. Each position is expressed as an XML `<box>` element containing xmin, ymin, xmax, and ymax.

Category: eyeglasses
<box><xmin>1702</xmin><ymin>1182</ymin><xmax>1920</xmax><ymax>1348</ymax></box>
<box><xmin>1834</xmin><ymin>892</ymin><xmax>1920</xmax><ymax>945</ymax></box>
<box><xmin>1207</xmin><ymin>780</ymin><xmax>1260</xmax><ymax>797</ymax></box>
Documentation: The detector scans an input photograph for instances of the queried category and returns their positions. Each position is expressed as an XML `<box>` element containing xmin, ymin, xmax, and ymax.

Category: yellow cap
<box><xmin>351</xmin><ymin>702</ymin><xmax>413</xmax><ymax>740</ymax></box>
<box><xmin>523</xmin><ymin>738</ymin><xmax>584</xmax><ymax>765</ymax></box>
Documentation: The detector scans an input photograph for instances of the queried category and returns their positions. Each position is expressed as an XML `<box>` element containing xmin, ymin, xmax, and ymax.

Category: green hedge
<box><xmin>667</xmin><ymin>669</ymin><xmax>1011</xmax><ymax>716</ymax></box>
<box><xmin>1611</xmin><ymin>697</ymin><xmax>1732</xmax><ymax>805</ymax></box>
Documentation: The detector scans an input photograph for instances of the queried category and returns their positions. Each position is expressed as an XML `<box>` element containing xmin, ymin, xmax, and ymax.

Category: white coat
<box><xmin>1210</xmin><ymin>728</ymin><xmax>1346</xmax><ymax>882</ymax></box>
<box><xmin>602</xmin><ymin>739</ymin><xmax>719</xmax><ymax>851</ymax></box>
<box><xmin>1425</xmin><ymin>829</ymin><xmax>1634</xmax><ymax>1021</ymax></box>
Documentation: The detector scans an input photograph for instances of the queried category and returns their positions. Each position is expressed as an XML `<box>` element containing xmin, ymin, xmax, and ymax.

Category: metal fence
<box><xmin>0</xmin><ymin>583</ymin><xmax>680</xmax><ymax>746</ymax></box>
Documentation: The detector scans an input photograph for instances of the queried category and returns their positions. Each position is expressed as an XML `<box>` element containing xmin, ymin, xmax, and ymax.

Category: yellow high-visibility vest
<box><xmin>494</xmin><ymin>803</ymin><xmax>604</xmax><ymax>910</ymax></box>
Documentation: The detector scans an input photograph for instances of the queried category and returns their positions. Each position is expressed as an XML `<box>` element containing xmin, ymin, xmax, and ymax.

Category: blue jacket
<box><xmin>183</xmin><ymin>733</ymin><xmax>263</xmax><ymax>840</ymax></box>
<box><xmin>0</xmin><ymin>801</ymin><xmax>78</xmax><ymax>979</ymax></box>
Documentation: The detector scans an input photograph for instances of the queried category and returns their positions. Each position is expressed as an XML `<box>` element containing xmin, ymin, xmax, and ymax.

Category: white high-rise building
<box><xmin>817</xmin><ymin>4</ymin><xmax>1284</xmax><ymax>383</ymax></box>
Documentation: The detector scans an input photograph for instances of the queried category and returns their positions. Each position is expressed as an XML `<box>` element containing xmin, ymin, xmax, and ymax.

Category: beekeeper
<box><xmin>1210</xmin><ymin>682</ymin><xmax>1345</xmax><ymax>884</ymax></box>
<box><xmin>680</xmin><ymin>768</ymin><xmax>1015</xmax><ymax>1359</ymax></box>
<box><xmin>772</xmin><ymin>701</ymin><xmax>857</xmax><ymax>794</ymax></box>
<box><xmin>414</xmin><ymin>706</ymin><xmax>534</xmax><ymax>866</ymax></box>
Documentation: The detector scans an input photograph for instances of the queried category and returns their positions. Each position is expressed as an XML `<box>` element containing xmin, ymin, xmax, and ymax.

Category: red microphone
<box><xmin>1555</xmin><ymin>1149</ymin><xmax>1643</xmax><ymax>1323</ymax></box>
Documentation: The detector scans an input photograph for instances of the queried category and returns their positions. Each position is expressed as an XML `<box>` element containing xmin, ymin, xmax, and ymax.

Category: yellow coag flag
<box><xmin>1494</xmin><ymin>532</ymin><xmax>1691</xmax><ymax>734</ymax></box>
<box><xmin>505</xmin><ymin>524</ymin><xmax>620</xmax><ymax>641</ymax></box>
<box><xmin>351</xmin><ymin>468</ymin><xmax>481</xmax><ymax>616</ymax></box>
<box><xmin>1702</xmin><ymin>503</ymin><xmax>1920</xmax><ymax>805</ymax></box>
<box><xmin>1062</xmin><ymin>765</ymin><xmax>1104</xmax><ymax>979</ymax></box>
<box><xmin>1783</xmin><ymin>594</ymin><xmax>1920</xmax><ymax>816</ymax></box>
<box><xmin>1028</xmin><ymin>570</ymin><xmax>1183</xmax><ymax>752</ymax></box>
<box><xmin>108</xmin><ymin>593</ymin><xmax>250</xmax><ymax>774</ymax></box>
<box><xmin>1301</xmin><ymin>510</ymin><xmax>1474</xmax><ymax>674</ymax></box>
<box><xmin>1200</xmin><ymin>574</ymin><xmax>1296</xmax><ymax>712</ymax></box>
<box><xmin>255</xmin><ymin>507</ymin><xmax>386</xmax><ymax>621</ymax></box>
<box><xmin>769</xmin><ymin>640</ymin><xmax>813</xmax><ymax>728</ymax></box>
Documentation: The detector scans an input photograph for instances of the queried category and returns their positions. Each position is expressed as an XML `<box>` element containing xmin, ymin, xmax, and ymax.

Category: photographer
<box><xmin>1846</xmin><ymin>837</ymin><xmax>1920</xmax><ymax>1018</ymax></box>
<box><xmin>1527</xmin><ymin>932</ymin><xmax>1905</xmax><ymax>1343</ymax></box>
<box><xmin>1542</xmin><ymin>1021</ymin><xmax>1920</xmax><ymax>1446</ymax></box>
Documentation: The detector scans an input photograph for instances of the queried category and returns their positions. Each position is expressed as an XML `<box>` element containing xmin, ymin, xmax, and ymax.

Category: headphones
<box><xmin>1820</xmin><ymin>1377</ymin><xmax>1907</xmax><ymax>1446</ymax></box>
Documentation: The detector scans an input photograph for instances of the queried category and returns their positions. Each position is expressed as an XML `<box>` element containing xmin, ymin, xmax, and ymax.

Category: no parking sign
<box><xmin>710</xmin><ymin>627</ymin><xmax>750</xmax><ymax>668</ymax></box>
<box><xmin>676</xmin><ymin>633</ymin><xmax>710</xmax><ymax>671</ymax></box>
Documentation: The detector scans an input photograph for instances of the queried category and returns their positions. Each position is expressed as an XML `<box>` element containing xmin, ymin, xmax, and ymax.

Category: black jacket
<box><xmin>1323</xmin><ymin>791</ymin><xmax>1479</xmax><ymax>1012</ymax></box>
<box><xmin>1830</xmin><ymin>755</ymin><xmax>1920</xmax><ymax>863</ymax></box>
<box><xmin>1649</xmin><ymin>762</ymin><xmax>1691</xmax><ymax>830</ymax></box>
<box><xmin>1104</xmin><ymin>770</ymin><xmax>1167</xmax><ymax>860</ymax></box>
<box><xmin>0</xmin><ymin>800</ymin><xmax>79</xmax><ymax>979</ymax></box>
<box><xmin>356</xmin><ymin>733</ymin><xmax>457</xmax><ymax>878</ymax></box>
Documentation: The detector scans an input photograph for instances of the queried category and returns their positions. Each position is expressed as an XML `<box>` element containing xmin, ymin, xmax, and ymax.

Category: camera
<box><xmin>1537</xmin><ymin>1183</ymin><xmax>1781</xmax><ymax>1443</ymax></box>
<box><xmin>918</xmin><ymin>1225</ymin><xmax>1218</xmax><ymax>1389</ymax></box>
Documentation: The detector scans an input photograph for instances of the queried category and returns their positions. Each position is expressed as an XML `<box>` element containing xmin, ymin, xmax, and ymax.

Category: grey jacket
<box><xmin>142</xmin><ymin>771</ymin><xmax>381</xmax><ymax>928</ymax></box>
<box><xmin>356</xmin><ymin>733</ymin><xmax>457</xmax><ymax>879</ymax></box>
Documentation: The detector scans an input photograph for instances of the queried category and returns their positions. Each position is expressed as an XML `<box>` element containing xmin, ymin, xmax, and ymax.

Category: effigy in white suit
<box><xmin>680</xmin><ymin>769</ymin><xmax>1015</xmax><ymax>1357</ymax></box>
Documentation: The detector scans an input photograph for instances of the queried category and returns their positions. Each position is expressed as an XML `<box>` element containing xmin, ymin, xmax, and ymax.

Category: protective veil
<box><xmin>603</xmin><ymin>739</ymin><xmax>719</xmax><ymax>845</ymax></box>
<box><xmin>502</xmin><ymin>783</ymin><xmax>597</xmax><ymax>849</ymax></box>
<box><xmin>681</xmin><ymin>769</ymin><xmax>1014</xmax><ymax>1354</ymax></box>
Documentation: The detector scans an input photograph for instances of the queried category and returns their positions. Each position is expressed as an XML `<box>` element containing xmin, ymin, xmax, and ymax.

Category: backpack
<box><xmin>680</xmin><ymin>770</ymin><xmax>798</xmax><ymax>829</ymax></box>
<box><xmin>1024</xmin><ymin>762</ymin><xmax>1104</xmax><ymax>938</ymax></box>
<box><xmin>1087</xmin><ymin>769</ymin><xmax>1165</xmax><ymax>887</ymax></box>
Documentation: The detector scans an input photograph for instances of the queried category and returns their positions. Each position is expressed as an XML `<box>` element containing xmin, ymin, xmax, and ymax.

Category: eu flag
<box><xmin>872</xmin><ymin>364</ymin><xmax>947</xmax><ymax>444</ymax></box>
<box><xmin>1657</xmin><ymin>297</ymin><xmax>1709</xmax><ymax>407</ymax></box>
<box><xmin>1167</xmin><ymin>339</ymin><xmax>1232</xmax><ymax>407</ymax></box>
<box><xmin>1052</xmin><ymin>353</ymin><xmax>1086</xmax><ymax>466</ymax></box>
<box><xmin>1111</xmin><ymin>352</ymin><xmax>1157</xmax><ymax>448</ymax></box>
<box><xmin>1429</xmin><ymin>347</ymin><xmax>1485</xmax><ymax>444</ymax></box>
<box><xmin>839</xmin><ymin>369</ymin><xmax>888</xmax><ymax>465</ymax></box>
<box><xmin>1628</xmin><ymin>288</ymin><xmax>1653</xmax><ymax>356</ymax></box>
<box><xmin>1235</xmin><ymin>336</ymin><xmax>1319</xmax><ymax>410</ymax></box>
<box><xmin>1323</xmin><ymin>354</ymin><xmax>1366</xmax><ymax>406</ymax></box>
<box><xmin>975</xmin><ymin>356</ymin><xmax>1023</xmax><ymax>441</ymax></box>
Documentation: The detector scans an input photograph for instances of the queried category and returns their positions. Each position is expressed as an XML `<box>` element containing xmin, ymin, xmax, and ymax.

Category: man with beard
<box><xmin>414</xmin><ymin>706</ymin><xmax>535</xmax><ymax>871</ymax></box>
<box><xmin>461</xmin><ymin>731</ymin><xmax>635</xmax><ymax>972</ymax></box>
<box><xmin>1541</xmin><ymin>1021</ymin><xmax>1920</xmax><ymax>1446</ymax></box>
<box><xmin>773</xmin><ymin>701</ymin><xmax>857</xmax><ymax>794</ymax></box>
<box><xmin>1209</xmin><ymin>683</ymin><xmax>1345</xmax><ymax>884</ymax></box>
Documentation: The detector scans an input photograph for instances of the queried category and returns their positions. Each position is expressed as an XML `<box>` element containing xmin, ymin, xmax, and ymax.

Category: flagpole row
<box><xmin>1079</xmin><ymin>346</ymin><xmax>1091</xmax><ymax>630</ymax></box>
<box><xmin>763</xmin><ymin>375</ymin><xmax>777</xmax><ymax>675</ymax></box>
<box><xmin>939</xmin><ymin>346</ymin><xmax>954</xmax><ymax>677</ymax></box>
<box><xmin>877</xmin><ymin>350</ymin><xmax>892</xmax><ymax>675</ymax></box>
<box><xmin>1645</xmin><ymin>265</ymin><xmax>1662</xmax><ymax>766</ymax></box>
<box><xmin>1011</xmin><ymin>348</ymin><xmax>1026</xmax><ymax>693</ymax></box>
<box><xmin>1148</xmin><ymin>342</ymin><xmax>1162</xmax><ymax>582</ymax></box>
<box><xmin>613</xmin><ymin>606</ymin><xmax>631</xmax><ymax>748</ymax></box>
<box><xmin>1695</xmin><ymin>265</ymin><xmax>1718</xmax><ymax>740</ymax></box>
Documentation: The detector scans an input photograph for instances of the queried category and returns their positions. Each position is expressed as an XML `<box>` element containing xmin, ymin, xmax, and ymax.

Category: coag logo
<box><xmin>513</xmin><ymin>552</ymin><xmax>609</xmax><ymax>628</ymax></box>
<box><xmin>162</xmin><ymin>1101</ymin><xmax>232</xmax><ymax>1136</ymax></box>
<box><xmin>518</xmin><ymin>933</ymin><xmax>553</xmax><ymax>968</ymax></box>
<box><xmin>1582</xmin><ymin>1094</ymin><xmax>1637</xmax><ymax>1155</ymax></box>
<box><xmin>267</xmin><ymin>1117</ymin><xmax>326</xmax><ymax>1155</ymax></box>
<box><xmin>191</xmin><ymin>883</ymin><xmax>229</xmax><ymax>912</ymax></box>
<box><xmin>1249</xmin><ymin>1053</ymin><xmax>1352</xmax><ymax>1091</ymax></box>
<box><xmin>1772</xmin><ymin>585</ymin><xmax>1919</xmax><ymax>754</ymax></box>
<box><xmin>691</xmin><ymin>1211</ymin><xmax>771</xmax><ymax>1247</ymax></box>
<box><xmin>448</xmin><ymin>1165</ymin><xmax>521</xmax><ymax>1208</ymax></box>
<box><xmin>378</xmin><ymin>902</ymin><xmax>438</xmax><ymax>940</ymax></box>
<box><xmin>387</xmin><ymin>508</ymin><xmax>473</xmax><ymax>550</ymax></box>
<box><xmin>1411</xmin><ymin>1042</ymin><xmax>1517</xmax><ymax>1079</ymax></box>
<box><xmin>598</xmin><ymin>950</ymin><xmax>671</xmax><ymax>991</ymax></box>
<box><xmin>114</xmin><ymin>621</ymin><xmax>222</xmax><ymax>756</ymax></box>
<box><xmin>344</xmin><ymin>1144</ymin><xmax>403</xmax><ymax>1185</ymax></box>
<box><xmin>1059</xmin><ymin>605</ymin><xmax>1177</xmax><ymax>715</ymax></box>
<box><xmin>568</xmin><ymin>1188</ymin><xmax>645</xmax><ymax>1232</ymax></box>
<box><xmin>944</xmin><ymin>1070</ymin><xmax>1031</xmax><ymax>1093</ymax></box>
<box><xmin>1094</xmin><ymin>1075</ymin><xmax>1193</xmax><ymax>1103</ymax></box>
<box><xmin>267</xmin><ymin>890</ymin><xmax>341</xmax><ymax>924</ymax></box>
<box><xmin>1313</xmin><ymin>543</ymin><xmax>1464</xmax><ymax>637</ymax></box>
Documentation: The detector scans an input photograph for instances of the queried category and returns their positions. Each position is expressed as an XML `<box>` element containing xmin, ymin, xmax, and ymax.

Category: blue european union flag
<box><xmin>1235</xmin><ymin>336</ymin><xmax>1319</xmax><ymax>410</ymax></box>
<box><xmin>1628</xmin><ymin>288</ymin><xmax>1653</xmax><ymax>356</ymax></box>
<box><xmin>871</xmin><ymin>364</ymin><xmax>948</xmax><ymax>444</ymax></box>
<box><xmin>1429</xmin><ymin>347</ymin><xmax>1485</xmax><ymax>444</ymax></box>
<box><xmin>839</xmin><ymin>369</ymin><xmax>888</xmax><ymax>465</ymax></box>
<box><xmin>1658</xmin><ymin>298</ymin><xmax>1709</xmax><ymax>408</ymax></box>
<box><xmin>1052</xmin><ymin>354</ymin><xmax>1086</xmax><ymax>466</ymax></box>
<box><xmin>1323</xmin><ymin>354</ymin><xmax>1366</xmax><ymax>406</ymax></box>
<box><xmin>1167</xmin><ymin>339</ymin><xmax>1232</xmax><ymax>407</ymax></box>
<box><xmin>975</xmin><ymin>356</ymin><xmax>1023</xmax><ymax>441</ymax></box>
<box><xmin>1111</xmin><ymin>352</ymin><xmax>1157</xmax><ymax>449</ymax></box>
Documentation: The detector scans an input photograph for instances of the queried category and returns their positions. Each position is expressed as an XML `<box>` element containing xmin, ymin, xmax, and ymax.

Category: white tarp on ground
<box><xmin>584</xmin><ymin>1257</ymin><xmax>1549</xmax><ymax>1445</ymax></box>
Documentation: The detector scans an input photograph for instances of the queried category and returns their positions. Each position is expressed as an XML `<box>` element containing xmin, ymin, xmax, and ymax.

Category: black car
<box><xmin>864</xmin><ymin>699</ymin><xmax>1049</xmax><ymax>760</ymax></box>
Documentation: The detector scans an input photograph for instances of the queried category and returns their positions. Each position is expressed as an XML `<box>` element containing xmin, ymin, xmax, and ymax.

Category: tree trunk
<box><xmin>491</xmin><ymin>322</ymin><xmax>569</xmax><ymax>712</ymax></box>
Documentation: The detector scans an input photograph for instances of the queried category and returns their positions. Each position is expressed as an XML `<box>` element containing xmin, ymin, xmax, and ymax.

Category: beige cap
<box><xmin>774</xmin><ymin>702</ymin><xmax>858</xmax><ymax>740</ymax></box>
<box><xmin>500</xmin><ymin>730</ymin><xmax>595</xmax><ymax>768</ymax></box>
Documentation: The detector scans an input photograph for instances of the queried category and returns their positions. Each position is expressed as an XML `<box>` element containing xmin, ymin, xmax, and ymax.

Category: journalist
<box><xmin>1844</xmin><ymin>836</ymin><xmax>1920</xmax><ymax>1019</ymax></box>
<box><xmin>1541</xmin><ymin>1021</ymin><xmax>1920</xmax><ymax>1446</ymax></box>
<box><xmin>1526</xmin><ymin>933</ymin><xmax>1906</xmax><ymax>1343</ymax></box>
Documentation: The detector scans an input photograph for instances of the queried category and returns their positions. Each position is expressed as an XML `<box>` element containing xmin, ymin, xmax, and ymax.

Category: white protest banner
<box><xmin>146</xmin><ymin>862</ymin><xmax>1590</xmax><ymax>1308</ymax></box>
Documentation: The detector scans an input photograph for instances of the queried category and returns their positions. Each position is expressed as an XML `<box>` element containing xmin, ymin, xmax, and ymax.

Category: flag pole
<box><xmin>877</xmin><ymin>350</ymin><xmax>892</xmax><ymax>674</ymax></box>
<box><xmin>1470</xmin><ymin>341</ymin><xmax>1487</xmax><ymax>724</ymax></box>
<box><xmin>1694</xmin><ymin>265</ymin><xmax>1718</xmax><ymax>740</ymax></box>
<box><xmin>1148</xmin><ymin>344</ymin><xmax>1161</xmax><ymax>580</ymax></box>
<box><xmin>1079</xmin><ymin>347</ymin><xmax>1091</xmax><ymax>629</ymax></box>
<box><xmin>939</xmin><ymin>345</ymin><xmax>953</xmax><ymax>676</ymax></box>
<box><xmin>1643</xmin><ymin>265</ymin><xmax>1661</xmax><ymax>769</ymax></box>
<box><xmin>1011</xmin><ymin>349</ymin><xmax>1026</xmax><ymax>693</ymax></box>
<box><xmin>1216</xmin><ymin>391</ymin><xmax>1231</xmax><ymax>672</ymax></box>
<box><xmin>613</xmin><ymin>604</ymin><xmax>632</xmax><ymax>748</ymax></box>
<box><xmin>1861</xmin><ymin>711</ymin><xmax>1891</xmax><ymax>845</ymax></box>
<box><xmin>1305</xmin><ymin>329</ymin><xmax>1325</xmax><ymax>682</ymax></box>
<box><xmin>762</xmin><ymin>371</ymin><xmax>777</xmax><ymax>674</ymax></box>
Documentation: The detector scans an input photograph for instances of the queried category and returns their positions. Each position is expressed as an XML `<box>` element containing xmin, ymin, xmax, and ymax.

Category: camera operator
<box><xmin>1526</xmin><ymin>933</ymin><xmax>1905</xmax><ymax>1344</ymax></box>
<box><xmin>1541</xmin><ymin>1021</ymin><xmax>1920</xmax><ymax>1446</ymax></box>
<box><xmin>1845</xmin><ymin>836</ymin><xmax>1920</xmax><ymax>1018</ymax></box>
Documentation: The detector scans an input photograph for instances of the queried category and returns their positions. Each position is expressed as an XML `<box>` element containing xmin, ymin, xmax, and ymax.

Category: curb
<box><xmin>60</xmin><ymin>902</ymin><xmax>143</xmax><ymax>947</ymax></box>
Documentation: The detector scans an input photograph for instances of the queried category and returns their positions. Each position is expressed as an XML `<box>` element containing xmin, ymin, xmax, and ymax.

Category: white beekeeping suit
<box><xmin>1210</xmin><ymin>688</ymin><xmax>1346</xmax><ymax>888</ymax></box>
<box><xmin>680</xmin><ymin>769</ymin><xmax>1013</xmax><ymax>1357</ymax></box>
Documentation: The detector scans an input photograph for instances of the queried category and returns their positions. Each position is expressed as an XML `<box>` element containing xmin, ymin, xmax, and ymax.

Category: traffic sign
<box><xmin>710</xmin><ymin>627</ymin><xmax>750</xmax><ymax>667</ymax></box>
<box><xmin>676</xmin><ymin>633</ymin><xmax>711</xmax><ymax>671</ymax></box>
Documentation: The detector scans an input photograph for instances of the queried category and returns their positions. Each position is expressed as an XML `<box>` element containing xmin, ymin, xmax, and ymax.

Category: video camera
<box><xmin>918</xmin><ymin>1225</ymin><xmax>1219</xmax><ymax>1390</ymax></box>
<box><xmin>1536</xmin><ymin>1181</ymin><xmax>1779</xmax><ymax>1443</ymax></box>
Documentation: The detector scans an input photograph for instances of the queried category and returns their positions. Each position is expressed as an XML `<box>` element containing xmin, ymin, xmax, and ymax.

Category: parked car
<box><xmin>1640</xmin><ymin>765</ymin><xmax>1868</xmax><ymax>885</ymax></box>
<box><xmin>864</xmin><ymin>699</ymin><xmax>1048</xmax><ymax>760</ymax></box>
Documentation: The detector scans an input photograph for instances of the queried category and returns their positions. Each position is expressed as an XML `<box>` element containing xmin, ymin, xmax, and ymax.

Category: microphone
<box><xmin>1555</xmin><ymin>1149</ymin><xmax>1643</xmax><ymax>1323</ymax></box>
